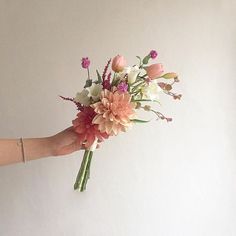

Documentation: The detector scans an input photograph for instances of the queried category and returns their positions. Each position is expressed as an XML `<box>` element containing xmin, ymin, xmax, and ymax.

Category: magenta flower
<box><xmin>149</xmin><ymin>50</ymin><xmax>158</xmax><ymax>59</ymax></box>
<box><xmin>81</xmin><ymin>57</ymin><xmax>90</xmax><ymax>69</ymax></box>
<box><xmin>117</xmin><ymin>82</ymin><xmax>128</xmax><ymax>93</ymax></box>
<box><xmin>102</xmin><ymin>79</ymin><xmax>111</xmax><ymax>90</ymax></box>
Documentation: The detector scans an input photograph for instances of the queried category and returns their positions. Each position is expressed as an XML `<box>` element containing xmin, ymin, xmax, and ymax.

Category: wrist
<box><xmin>23</xmin><ymin>137</ymin><xmax>55</xmax><ymax>161</ymax></box>
<box><xmin>43</xmin><ymin>136</ymin><xmax>55</xmax><ymax>157</ymax></box>
<box><xmin>46</xmin><ymin>136</ymin><xmax>58</xmax><ymax>157</ymax></box>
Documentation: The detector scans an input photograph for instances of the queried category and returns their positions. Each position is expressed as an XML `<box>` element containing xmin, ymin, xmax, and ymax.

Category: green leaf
<box><xmin>142</xmin><ymin>55</ymin><xmax>151</xmax><ymax>65</ymax></box>
<box><xmin>84</xmin><ymin>79</ymin><xmax>92</xmax><ymax>88</ymax></box>
<box><xmin>136</xmin><ymin>56</ymin><xmax>142</xmax><ymax>66</ymax></box>
<box><xmin>96</xmin><ymin>70</ymin><xmax>102</xmax><ymax>83</ymax></box>
<box><xmin>112</xmin><ymin>78</ymin><xmax>120</xmax><ymax>87</ymax></box>
<box><xmin>131</xmin><ymin>119</ymin><xmax>150</xmax><ymax>123</ymax></box>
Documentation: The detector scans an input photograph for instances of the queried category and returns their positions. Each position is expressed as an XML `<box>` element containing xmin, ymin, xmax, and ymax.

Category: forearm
<box><xmin>0</xmin><ymin>137</ymin><xmax>54</xmax><ymax>166</ymax></box>
<box><xmin>0</xmin><ymin>127</ymin><xmax>82</xmax><ymax>166</ymax></box>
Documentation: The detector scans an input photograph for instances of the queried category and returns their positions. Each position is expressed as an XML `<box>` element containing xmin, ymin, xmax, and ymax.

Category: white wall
<box><xmin>0</xmin><ymin>0</ymin><xmax>235</xmax><ymax>235</ymax></box>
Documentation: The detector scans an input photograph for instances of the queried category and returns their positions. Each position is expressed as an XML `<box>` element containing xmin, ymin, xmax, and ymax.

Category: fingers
<box><xmin>59</xmin><ymin>142</ymin><xmax>82</xmax><ymax>156</ymax></box>
<box><xmin>66</xmin><ymin>126</ymin><xmax>74</xmax><ymax>131</ymax></box>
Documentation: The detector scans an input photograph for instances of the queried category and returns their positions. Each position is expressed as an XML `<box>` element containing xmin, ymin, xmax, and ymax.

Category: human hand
<box><xmin>49</xmin><ymin>127</ymin><xmax>83</xmax><ymax>156</ymax></box>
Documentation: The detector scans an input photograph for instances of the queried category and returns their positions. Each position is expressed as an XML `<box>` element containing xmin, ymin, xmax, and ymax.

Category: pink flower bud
<box><xmin>111</xmin><ymin>55</ymin><xmax>126</xmax><ymax>72</ymax></box>
<box><xmin>81</xmin><ymin>57</ymin><xmax>90</xmax><ymax>69</ymax></box>
<box><xmin>157</xmin><ymin>82</ymin><xmax>166</xmax><ymax>89</ymax></box>
<box><xmin>149</xmin><ymin>50</ymin><xmax>158</xmax><ymax>59</ymax></box>
<box><xmin>145</xmin><ymin>63</ymin><xmax>164</xmax><ymax>80</ymax></box>
<box><xmin>162</xmin><ymin>72</ymin><xmax>178</xmax><ymax>79</ymax></box>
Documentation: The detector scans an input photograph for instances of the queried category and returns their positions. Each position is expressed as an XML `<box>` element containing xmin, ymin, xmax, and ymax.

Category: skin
<box><xmin>0</xmin><ymin>127</ymin><xmax>82</xmax><ymax>166</ymax></box>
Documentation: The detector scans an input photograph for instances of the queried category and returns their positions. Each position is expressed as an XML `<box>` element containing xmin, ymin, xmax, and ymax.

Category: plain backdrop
<box><xmin>0</xmin><ymin>0</ymin><xmax>236</xmax><ymax>235</ymax></box>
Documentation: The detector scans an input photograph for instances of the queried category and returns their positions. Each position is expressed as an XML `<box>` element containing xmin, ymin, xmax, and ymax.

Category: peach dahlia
<box><xmin>91</xmin><ymin>89</ymin><xmax>136</xmax><ymax>135</ymax></box>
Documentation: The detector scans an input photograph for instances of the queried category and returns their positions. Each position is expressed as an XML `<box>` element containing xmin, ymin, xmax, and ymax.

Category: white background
<box><xmin>0</xmin><ymin>0</ymin><xmax>236</xmax><ymax>235</ymax></box>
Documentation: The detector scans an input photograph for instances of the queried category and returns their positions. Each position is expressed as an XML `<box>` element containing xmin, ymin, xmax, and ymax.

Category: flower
<box><xmin>102</xmin><ymin>71</ymin><xmax>112</xmax><ymax>90</ymax></box>
<box><xmin>120</xmin><ymin>66</ymin><xmax>140</xmax><ymax>84</ymax></box>
<box><xmin>88</xmin><ymin>84</ymin><xmax>103</xmax><ymax>101</ymax></box>
<box><xmin>81</xmin><ymin>57</ymin><xmax>90</xmax><ymax>69</ymax></box>
<box><xmin>117</xmin><ymin>82</ymin><xmax>128</xmax><ymax>93</ymax></box>
<box><xmin>75</xmin><ymin>89</ymin><xmax>90</xmax><ymax>106</ymax></box>
<box><xmin>102</xmin><ymin>80</ymin><xmax>111</xmax><ymax>90</ymax></box>
<box><xmin>145</xmin><ymin>63</ymin><xmax>164</xmax><ymax>80</ymax></box>
<box><xmin>141</xmin><ymin>80</ymin><xmax>162</xmax><ymax>100</ymax></box>
<box><xmin>91</xmin><ymin>89</ymin><xmax>136</xmax><ymax>135</ymax></box>
<box><xmin>72</xmin><ymin>107</ymin><xmax>109</xmax><ymax>148</ymax></box>
<box><xmin>162</xmin><ymin>72</ymin><xmax>178</xmax><ymax>79</ymax></box>
<box><xmin>149</xmin><ymin>50</ymin><xmax>158</xmax><ymax>59</ymax></box>
<box><xmin>112</xmin><ymin>55</ymin><xmax>126</xmax><ymax>72</ymax></box>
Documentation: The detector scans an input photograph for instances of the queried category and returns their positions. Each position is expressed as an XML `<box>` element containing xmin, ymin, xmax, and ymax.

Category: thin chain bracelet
<box><xmin>18</xmin><ymin>138</ymin><xmax>26</xmax><ymax>163</ymax></box>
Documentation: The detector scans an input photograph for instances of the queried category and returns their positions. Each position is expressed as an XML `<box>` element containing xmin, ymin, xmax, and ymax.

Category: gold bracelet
<box><xmin>18</xmin><ymin>138</ymin><xmax>26</xmax><ymax>163</ymax></box>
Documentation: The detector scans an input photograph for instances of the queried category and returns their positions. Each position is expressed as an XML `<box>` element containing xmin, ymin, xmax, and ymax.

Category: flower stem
<box><xmin>74</xmin><ymin>150</ymin><xmax>93</xmax><ymax>191</ymax></box>
<box><xmin>87</xmin><ymin>68</ymin><xmax>91</xmax><ymax>80</ymax></box>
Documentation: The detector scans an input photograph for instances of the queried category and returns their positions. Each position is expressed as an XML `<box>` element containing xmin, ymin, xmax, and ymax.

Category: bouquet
<box><xmin>61</xmin><ymin>50</ymin><xmax>181</xmax><ymax>192</ymax></box>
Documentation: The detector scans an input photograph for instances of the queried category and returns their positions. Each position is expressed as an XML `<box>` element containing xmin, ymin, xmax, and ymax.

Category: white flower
<box><xmin>120</xmin><ymin>65</ymin><xmax>140</xmax><ymax>84</ymax></box>
<box><xmin>88</xmin><ymin>84</ymin><xmax>103</xmax><ymax>101</ymax></box>
<box><xmin>141</xmin><ymin>80</ymin><xmax>162</xmax><ymax>100</ymax></box>
<box><xmin>75</xmin><ymin>83</ymin><xmax>103</xmax><ymax>106</ymax></box>
<box><xmin>75</xmin><ymin>89</ymin><xmax>90</xmax><ymax>106</ymax></box>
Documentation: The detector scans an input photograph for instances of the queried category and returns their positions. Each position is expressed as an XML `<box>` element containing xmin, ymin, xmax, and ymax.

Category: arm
<box><xmin>0</xmin><ymin>127</ymin><xmax>82</xmax><ymax>166</ymax></box>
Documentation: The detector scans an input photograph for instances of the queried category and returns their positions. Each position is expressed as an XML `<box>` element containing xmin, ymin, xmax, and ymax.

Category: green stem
<box><xmin>87</xmin><ymin>68</ymin><xmax>90</xmax><ymax>80</ymax></box>
<box><xmin>74</xmin><ymin>150</ymin><xmax>93</xmax><ymax>192</ymax></box>
<box><xmin>131</xmin><ymin>81</ymin><xmax>145</xmax><ymax>92</ymax></box>
<box><xmin>83</xmin><ymin>151</ymin><xmax>93</xmax><ymax>184</ymax></box>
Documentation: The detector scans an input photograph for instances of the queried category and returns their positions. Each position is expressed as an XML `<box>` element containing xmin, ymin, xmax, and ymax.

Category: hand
<box><xmin>49</xmin><ymin>127</ymin><xmax>83</xmax><ymax>156</ymax></box>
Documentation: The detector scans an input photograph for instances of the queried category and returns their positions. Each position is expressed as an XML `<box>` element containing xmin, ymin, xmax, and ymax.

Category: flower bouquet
<box><xmin>61</xmin><ymin>50</ymin><xmax>181</xmax><ymax>192</ymax></box>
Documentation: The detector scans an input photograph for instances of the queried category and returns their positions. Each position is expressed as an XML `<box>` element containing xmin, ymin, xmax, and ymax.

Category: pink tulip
<box><xmin>145</xmin><ymin>63</ymin><xmax>164</xmax><ymax>80</ymax></box>
<box><xmin>111</xmin><ymin>55</ymin><xmax>126</xmax><ymax>72</ymax></box>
